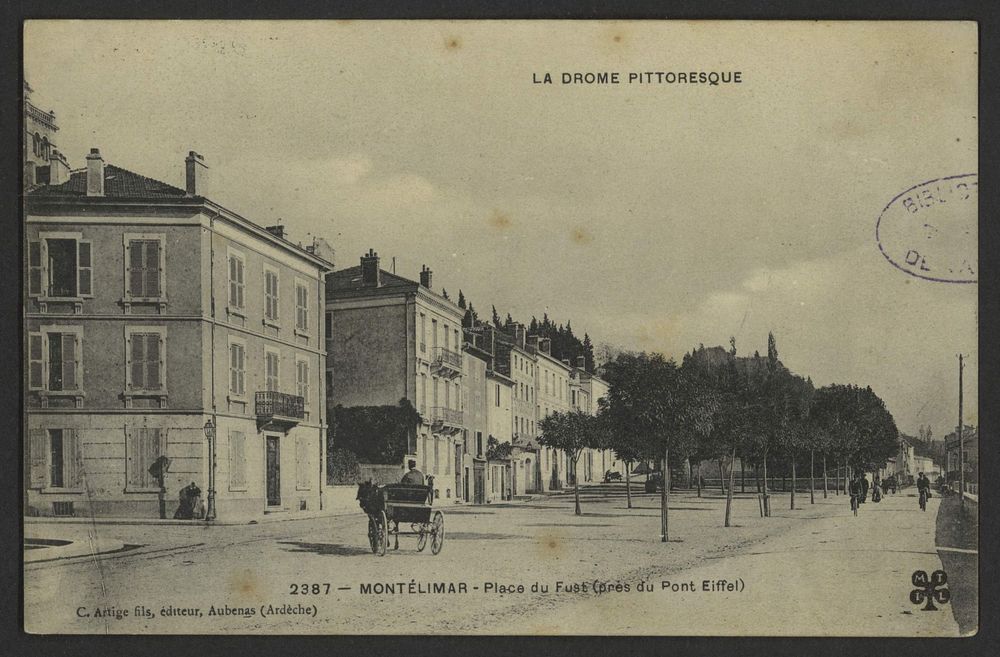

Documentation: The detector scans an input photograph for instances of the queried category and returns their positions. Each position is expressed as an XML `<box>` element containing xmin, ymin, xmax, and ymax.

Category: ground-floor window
<box><xmin>126</xmin><ymin>427</ymin><xmax>165</xmax><ymax>490</ymax></box>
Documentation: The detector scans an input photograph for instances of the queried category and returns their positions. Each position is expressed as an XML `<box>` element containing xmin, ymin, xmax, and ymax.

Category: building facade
<box><xmin>535</xmin><ymin>344</ymin><xmax>572</xmax><ymax>489</ymax></box>
<box><xmin>326</xmin><ymin>254</ymin><xmax>465</xmax><ymax>501</ymax></box>
<box><xmin>25</xmin><ymin>148</ymin><xmax>331</xmax><ymax>520</ymax></box>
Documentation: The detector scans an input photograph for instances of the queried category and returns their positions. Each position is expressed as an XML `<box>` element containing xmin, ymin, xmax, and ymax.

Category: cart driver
<box><xmin>401</xmin><ymin>459</ymin><xmax>425</xmax><ymax>485</ymax></box>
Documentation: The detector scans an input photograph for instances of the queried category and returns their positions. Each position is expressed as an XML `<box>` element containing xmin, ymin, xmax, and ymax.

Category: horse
<box><xmin>356</xmin><ymin>480</ymin><xmax>383</xmax><ymax>516</ymax></box>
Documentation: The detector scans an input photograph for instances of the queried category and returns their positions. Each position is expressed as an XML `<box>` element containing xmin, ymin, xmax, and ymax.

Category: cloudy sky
<box><xmin>25</xmin><ymin>20</ymin><xmax>978</xmax><ymax>436</ymax></box>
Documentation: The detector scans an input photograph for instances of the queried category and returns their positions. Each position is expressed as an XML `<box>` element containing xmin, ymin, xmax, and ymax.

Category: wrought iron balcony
<box><xmin>431</xmin><ymin>406</ymin><xmax>463</xmax><ymax>432</ymax></box>
<box><xmin>255</xmin><ymin>390</ymin><xmax>304</xmax><ymax>431</ymax></box>
<box><xmin>432</xmin><ymin>347</ymin><xmax>463</xmax><ymax>377</ymax></box>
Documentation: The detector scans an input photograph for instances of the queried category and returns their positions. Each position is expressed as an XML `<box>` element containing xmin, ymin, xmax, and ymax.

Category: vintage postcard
<box><xmin>22</xmin><ymin>20</ymin><xmax>978</xmax><ymax>636</ymax></box>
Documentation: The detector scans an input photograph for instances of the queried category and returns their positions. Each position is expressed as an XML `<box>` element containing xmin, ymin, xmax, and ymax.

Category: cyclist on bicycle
<box><xmin>848</xmin><ymin>474</ymin><xmax>863</xmax><ymax>515</ymax></box>
<box><xmin>916</xmin><ymin>471</ymin><xmax>931</xmax><ymax>510</ymax></box>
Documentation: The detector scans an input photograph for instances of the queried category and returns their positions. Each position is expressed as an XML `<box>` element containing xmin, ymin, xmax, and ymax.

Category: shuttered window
<box><xmin>229</xmin><ymin>430</ymin><xmax>247</xmax><ymax>490</ymax></box>
<box><xmin>265</xmin><ymin>350</ymin><xmax>280</xmax><ymax>392</ymax></box>
<box><xmin>264</xmin><ymin>269</ymin><xmax>279</xmax><ymax>322</ymax></box>
<box><xmin>128</xmin><ymin>332</ymin><xmax>164</xmax><ymax>390</ymax></box>
<box><xmin>228</xmin><ymin>254</ymin><xmax>245</xmax><ymax>309</ymax></box>
<box><xmin>229</xmin><ymin>342</ymin><xmax>245</xmax><ymax>395</ymax></box>
<box><xmin>127</xmin><ymin>239</ymin><xmax>161</xmax><ymax>298</ymax></box>
<box><xmin>29</xmin><ymin>429</ymin><xmax>82</xmax><ymax>489</ymax></box>
<box><xmin>126</xmin><ymin>427</ymin><xmax>165</xmax><ymax>489</ymax></box>
<box><xmin>296</xmin><ymin>359</ymin><xmax>309</xmax><ymax>403</ymax></box>
<box><xmin>295</xmin><ymin>282</ymin><xmax>309</xmax><ymax>331</ymax></box>
<box><xmin>28</xmin><ymin>236</ymin><xmax>93</xmax><ymax>298</ymax></box>
<box><xmin>295</xmin><ymin>435</ymin><xmax>311</xmax><ymax>490</ymax></box>
<box><xmin>47</xmin><ymin>332</ymin><xmax>80</xmax><ymax>391</ymax></box>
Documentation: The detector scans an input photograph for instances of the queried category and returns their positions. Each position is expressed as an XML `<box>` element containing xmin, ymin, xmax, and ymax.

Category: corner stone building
<box><xmin>24</xmin><ymin>149</ymin><xmax>331</xmax><ymax>520</ymax></box>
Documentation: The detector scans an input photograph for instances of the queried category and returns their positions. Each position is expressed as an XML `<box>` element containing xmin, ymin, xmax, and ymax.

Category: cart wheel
<box><xmin>430</xmin><ymin>511</ymin><xmax>445</xmax><ymax>555</ymax></box>
<box><xmin>416</xmin><ymin>526</ymin><xmax>428</xmax><ymax>552</ymax></box>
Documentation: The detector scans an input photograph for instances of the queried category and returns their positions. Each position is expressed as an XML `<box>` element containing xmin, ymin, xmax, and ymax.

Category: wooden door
<box><xmin>266</xmin><ymin>436</ymin><xmax>281</xmax><ymax>507</ymax></box>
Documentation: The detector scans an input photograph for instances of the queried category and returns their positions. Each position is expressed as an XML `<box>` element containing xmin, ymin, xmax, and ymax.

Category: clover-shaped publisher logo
<box><xmin>909</xmin><ymin>570</ymin><xmax>950</xmax><ymax>611</ymax></box>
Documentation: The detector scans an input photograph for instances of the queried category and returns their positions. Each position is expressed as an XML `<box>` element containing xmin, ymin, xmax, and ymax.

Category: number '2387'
<box><xmin>289</xmin><ymin>583</ymin><xmax>331</xmax><ymax>595</ymax></box>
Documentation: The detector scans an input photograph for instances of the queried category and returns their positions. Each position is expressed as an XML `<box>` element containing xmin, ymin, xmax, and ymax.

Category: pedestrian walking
<box><xmin>871</xmin><ymin>476</ymin><xmax>882</xmax><ymax>503</ymax></box>
<box><xmin>860</xmin><ymin>474</ymin><xmax>869</xmax><ymax>504</ymax></box>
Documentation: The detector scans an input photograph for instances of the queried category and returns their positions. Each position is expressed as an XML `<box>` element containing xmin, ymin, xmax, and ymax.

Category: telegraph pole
<box><xmin>958</xmin><ymin>354</ymin><xmax>964</xmax><ymax>510</ymax></box>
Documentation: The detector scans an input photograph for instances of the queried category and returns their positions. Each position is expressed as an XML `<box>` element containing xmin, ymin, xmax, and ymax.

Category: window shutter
<box><xmin>126</xmin><ymin>427</ymin><xmax>138</xmax><ymax>487</ymax></box>
<box><xmin>130</xmin><ymin>334</ymin><xmax>144</xmax><ymax>389</ymax></box>
<box><xmin>229</xmin><ymin>430</ymin><xmax>247</xmax><ymax>489</ymax></box>
<box><xmin>28</xmin><ymin>333</ymin><xmax>43</xmax><ymax>390</ymax></box>
<box><xmin>144</xmin><ymin>240</ymin><xmax>160</xmax><ymax>298</ymax></box>
<box><xmin>28</xmin><ymin>241</ymin><xmax>42</xmax><ymax>296</ymax></box>
<box><xmin>146</xmin><ymin>334</ymin><xmax>161</xmax><ymax>389</ymax></box>
<box><xmin>229</xmin><ymin>257</ymin><xmax>237</xmax><ymax>305</ymax></box>
<box><xmin>61</xmin><ymin>333</ymin><xmax>77</xmax><ymax>390</ymax></box>
<box><xmin>78</xmin><ymin>241</ymin><xmax>93</xmax><ymax>296</ymax></box>
<box><xmin>127</xmin><ymin>240</ymin><xmax>139</xmax><ymax>296</ymax></box>
<box><xmin>29</xmin><ymin>429</ymin><xmax>47</xmax><ymax>488</ymax></box>
<box><xmin>295</xmin><ymin>436</ymin><xmax>310</xmax><ymax>489</ymax></box>
<box><xmin>63</xmin><ymin>428</ymin><xmax>83</xmax><ymax>488</ymax></box>
<box><xmin>236</xmin><ymin>260</ymin><xmax>244</xmax><ymax>308</ymax></box>
<box><xmin>237</xmin><ymin>346</ymin><xmax>245</xmax><ymax>395</ymax></box>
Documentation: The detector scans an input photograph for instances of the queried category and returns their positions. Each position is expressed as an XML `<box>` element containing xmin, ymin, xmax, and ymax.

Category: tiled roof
<box><xmin>27</xmin><ymin>164</ymin><xmax>188</xmax><ymax>199</ymax></box>
<box><xmin>327</xmin><ymin>265</ymin><xmax>418</xmax><ymax>291</ymax></box>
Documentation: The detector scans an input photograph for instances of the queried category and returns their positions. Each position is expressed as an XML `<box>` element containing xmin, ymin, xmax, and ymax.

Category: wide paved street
<box><xmin>24</xmin><ymin>484</ymin><xmax>973</xmax><ymax>636</ymax></box>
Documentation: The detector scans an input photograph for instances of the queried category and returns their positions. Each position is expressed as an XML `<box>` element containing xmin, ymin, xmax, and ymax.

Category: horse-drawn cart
<box><xmin>357</xmin><ymin>482</ymin><xmax>445</xmax><ymax>556</ymax></box>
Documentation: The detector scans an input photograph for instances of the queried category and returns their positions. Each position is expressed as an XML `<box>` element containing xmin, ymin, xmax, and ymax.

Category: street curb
<box><xmin>24</xmin><ymin>507</ymin><xmax>363</xmax><ymax>527</ymax></box>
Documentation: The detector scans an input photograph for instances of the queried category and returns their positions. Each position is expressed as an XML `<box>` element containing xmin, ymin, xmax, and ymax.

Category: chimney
<box><xmin>360</xmin><ymin>249</ymin><xmax>381</xmax><ymax>287</ymax></box>
<box><xmin>576</xmin><ymin>355</ymin><xmax>586</xmax><ymax>369</ymax></box>
<box><xmin>514</xmin><ymin>324</ymin><xmax>526</xmax><ymax>348</ymax></box>
<box><xmin>265</xmin><ymin>224</ymin><xmax>285</xmax><ymax>240</ymax></box>
<box><xmin>539</xmin><ymin>337</ymin><xmax>551</xmax><ymax>355</ymax></box>
<box><xmin>86</xmin><ymin>148</ymin><xmax>104</xmax><ymax>196</ymax></box>
<box><xmin>526</xmin><ymin>335</ymin><xmax>539</xmax><ymax>349</ymax></box>
<box><xmin>185</xmin><ymin>151</ymin><xmax>209</xmax><ymax>197</ymax></box>
<box><xmin>419</xmin><ymin>265</ymin><xmax>433</xmax><ymax>289</ymax></box>
<box><xmin>48</xmin><ymin>150</ymin><xmax>70</xmax><ymax>185</ymax></box>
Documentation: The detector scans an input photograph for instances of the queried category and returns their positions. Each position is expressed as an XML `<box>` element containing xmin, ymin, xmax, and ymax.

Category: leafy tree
<box><xmin>603</xmin><ymin>352</ymin><xmax>714</xmax><ymax>541</ymax></box>
<box><xmin>457</xmin><ymin>289</ymin><xmax>466</xmax><ymax>309</ymax></box>
<box><xmin>491</xmin><ymin>305</ymin><xmax>502</xmax><ymax>329</ymax></box>
<box><xmin>597</xmin><ymin>398</ymin><xmax>644</xmax><ymax>509</ymax></box>
<box><xmin>485</xmin><ymin>436</ymin><xmax>513</xmax><ymax>461</ymax></box>
<box><xmin>538</xmin><ymin>410</ymin><xmax>607</xmax><ymax>515</ymax></box>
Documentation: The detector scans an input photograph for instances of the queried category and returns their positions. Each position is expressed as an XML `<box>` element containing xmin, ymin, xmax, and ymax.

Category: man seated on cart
<box><xmin>401</xmin><ymin>459</ymin><xmax>425</xmax><ymax>485</ymax></box>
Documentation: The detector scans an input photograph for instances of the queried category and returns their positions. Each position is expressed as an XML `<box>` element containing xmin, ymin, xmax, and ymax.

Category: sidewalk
<box><xmin>24</xmin><ymin>503</ymin><xmax>361</xmax><ymax>528</ymax></box>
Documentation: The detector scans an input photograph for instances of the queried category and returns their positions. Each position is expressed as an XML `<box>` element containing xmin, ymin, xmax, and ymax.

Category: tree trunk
<box><xmin>790</xmin><ymin>457</ymin><xmax>797</xmax><ymax>510</ymax></box>
<box><xmin>810</xmin><ymin>450</ymin><xmax>815</xmax><ymax>504</ymax></box>
<box><xmin>762</xmin><ymin>455</ymin><xmax>770</xmax><ymax>517</ymax></box>
<box><xmin>625</xmin><ymin>463</ymin><xmax>633</xmax><ymax>509</ymax></box>
<box><xmin>741</xmin><ymin>457</ymin><xmax>745</xmax><ymax>493</ymax></box>
<box><xmin>719</xmin><ymin>461</ymin><xmax>726</xmax><ymax>493</ymax></box>
<box><xmin>574</xmin><ymin>456</ymin><xmax>582</xmax><ymax>516</ymax></box>
<box><xmin>660</xmin><ymin>447</ymin><xmax>669</xmax><ymax>542</ymax></box>
<box><xmin>688</xmin><ymin>460</ymin><xmax>694</xmax><ymax>490</ymax></box>
<box><xmin>823</xmin><ymin>455</ymin><xmax>828</xmax><ymax>498</ymax></box>
<box><xmin>696</xmin><ymin>461</ymin><xmax>702</xmax><ymax>498</ymax></box>
<box><xmin>725</xmin><ymin>446</ymin><xmax>737</xmax><ymax>527</ymax></box>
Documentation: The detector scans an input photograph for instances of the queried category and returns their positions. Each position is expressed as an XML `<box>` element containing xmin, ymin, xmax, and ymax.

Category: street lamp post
<box><xmin>204</xmin><ymin>418</ymin><xmax>217</xmax><ymax>521</ymax></box>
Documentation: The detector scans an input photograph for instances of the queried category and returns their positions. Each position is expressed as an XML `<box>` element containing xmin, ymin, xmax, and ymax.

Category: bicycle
<box><xmin>919</xmin><ymin>489</ymin><xmax>928</xmax><ymax>512</ymax></box>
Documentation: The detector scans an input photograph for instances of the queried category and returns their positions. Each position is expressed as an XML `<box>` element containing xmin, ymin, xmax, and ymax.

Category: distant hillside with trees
<box><xmin>456</xmin><ymin>290</ymin><xmax>596</xmax><ymax>373</ymax></box>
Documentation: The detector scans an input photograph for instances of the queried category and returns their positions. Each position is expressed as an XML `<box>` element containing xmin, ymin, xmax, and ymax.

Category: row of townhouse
<box><xmin>325</xmin><ymin>248</ymin><xmax>619</xmax><ymax>505</ymax></box>
<box><xmin>24</xmin><ymin>94</ymin><xmax>332</xmax><ymax>520</ymax></box>
<box><xmin>22</xmin><ymin>89</ymin><xmax>619</xmax><ymax>519</ymax></box>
